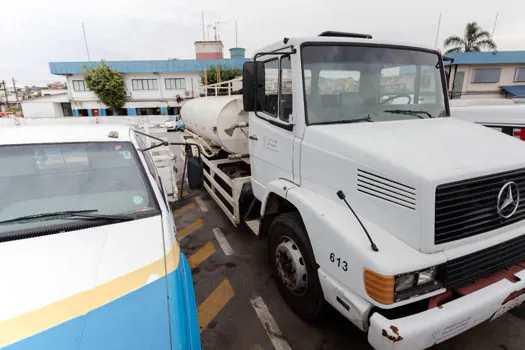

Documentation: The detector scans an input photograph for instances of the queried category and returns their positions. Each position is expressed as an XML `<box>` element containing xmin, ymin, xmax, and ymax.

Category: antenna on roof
<box><xmin>81</xmin><ymin>22</ymin><xmax>91</xmax><ymax>61</ymax></box>
<box><xmin>491</xmin><ymin>11</ymin><xmax>499</xmax><ymax>38</ymax></box>
<box><xmin>434</xmin><ymin>13</ymin><xmax>442</xmax><ymax>49</ymax></box>
<box><xmin>201</xmin><ymin>10</ymin><xmax>205</xmax><ymax>41</ymax></box>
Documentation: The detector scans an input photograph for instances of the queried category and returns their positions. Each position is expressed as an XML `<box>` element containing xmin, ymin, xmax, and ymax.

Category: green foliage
<box><xmin>444</xmin><ymin>22</ymin><xmax>497</xmax><ymax>54</ymax></box>
<box><xmin>201</xmin><ymin>65</ymin><xmax>242</xmax><ymax>86</ymax></box>
<box><xmin>83</xmin><ymin>61</ymin><xmax>126</xmax><ymax>113</ymax></box>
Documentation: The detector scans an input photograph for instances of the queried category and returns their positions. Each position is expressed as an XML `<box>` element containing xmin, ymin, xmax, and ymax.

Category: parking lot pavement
<box><xmin>167</xmin><ymin>131</ymin><xmax>525</xmax><ymax>350</ymax></box>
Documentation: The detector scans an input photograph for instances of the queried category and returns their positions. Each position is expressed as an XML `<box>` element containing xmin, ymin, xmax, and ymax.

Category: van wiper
<box><xmin>0</xmin><ymin>210</ymin><xmax>135</xmax><ymax>225</ymax></box>
<box><xmin>314</xmin><ymin>115</ymin><xmax>373</xmax><ymax>125</ymax></box>
<box><xmin>384</xmin><ymin>109</ymin><xmax>433</xmax><ymax>119</ymax></box>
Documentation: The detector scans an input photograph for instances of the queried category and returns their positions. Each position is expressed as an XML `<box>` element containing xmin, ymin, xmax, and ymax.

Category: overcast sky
<box><xmin>1</xmin><ymin>0</ymin><xmax>523</xmax><ymax>87</ymax></box>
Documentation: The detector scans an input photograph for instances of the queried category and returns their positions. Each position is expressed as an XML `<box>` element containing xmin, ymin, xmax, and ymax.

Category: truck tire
<box><xmin>268</xmin><ymin>212</ymin><xmax>326</xmax><ymax>321</ymax></box>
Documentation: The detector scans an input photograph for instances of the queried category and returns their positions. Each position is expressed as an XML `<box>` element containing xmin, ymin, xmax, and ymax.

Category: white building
<box><xmin>49</xmin><ymin>56</ymin><xmax>248</xmax><ymax>117</ymax></box>
<box><xmin>445</xmin><ymin>51</ymin><xmax>525</xmax><ymax>99</ymax></box>
<box><xmin>21</xmin><ymin>93</ymin><xmax>71</xmax><ymax>118</ymax></box>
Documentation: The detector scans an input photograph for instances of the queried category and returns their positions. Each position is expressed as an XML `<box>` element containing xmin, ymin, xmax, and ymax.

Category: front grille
<box><xmin>440</xmin><ymin>233</ymin><xmax>525</xmax><ymax>289</ymax></box>
<box><xmin>435</xmin><ymin>168</ymin><xmax>525</xmax><ymax>244</ymax></box>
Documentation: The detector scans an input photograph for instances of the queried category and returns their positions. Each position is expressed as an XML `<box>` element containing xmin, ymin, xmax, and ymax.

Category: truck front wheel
<box><xmin>268</xmin><ymin>212</ymin><xmax>326</xmax><ymax>321</ymax></box>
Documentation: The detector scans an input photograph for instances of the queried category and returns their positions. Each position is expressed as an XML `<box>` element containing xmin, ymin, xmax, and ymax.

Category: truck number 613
<box><xmin>330</xmin><ymin>253</ymin><xmax>348</xmax><ymax>271</ymax></box>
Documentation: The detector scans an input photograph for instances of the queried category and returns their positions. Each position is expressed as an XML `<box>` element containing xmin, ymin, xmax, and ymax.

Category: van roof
<box><xmin>0</xmin><ymin>124</ymin><xmax>133</xmax><ymax>145</ymax></box>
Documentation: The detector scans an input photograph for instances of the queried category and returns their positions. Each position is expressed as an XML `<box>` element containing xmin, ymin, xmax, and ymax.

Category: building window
<box><xmin>165</xmin><ymin>78</ymin><xmax>186</xmax><ymax>90</ymax></box>
<box><xmin>132</xmin><ymin>79</ymin><xmax>158</xmax><ymax>90</ymax></box>
<box><xmin>471</xmin><ymin>68</ymin><xmax>501</xmax><ymax>83</ymax></box>
<box><xmin>72</xmin><ymin>80</ymin><xmax>87</xmax><ymax>91</ymax></box>
<box><xmin>515</xmin><ymin>68</ymin><xmax>525</xmax><ymax>82</ymax></box>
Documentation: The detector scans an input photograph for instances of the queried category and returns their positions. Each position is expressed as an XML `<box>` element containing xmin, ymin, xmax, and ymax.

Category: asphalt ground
<box><xmin>167</xmin><ymin>131</ymin><xmax>525</xmax><ymax>350</ymax></box>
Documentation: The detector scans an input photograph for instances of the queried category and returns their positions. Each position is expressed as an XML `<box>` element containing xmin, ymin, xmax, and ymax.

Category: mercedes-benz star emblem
<box><xmin>497</xmin><ymin>181</ymin><xmax>520</xmax><ymax>219</ymax></box>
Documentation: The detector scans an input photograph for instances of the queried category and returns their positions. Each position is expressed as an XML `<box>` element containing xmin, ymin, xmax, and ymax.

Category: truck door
<box><xmin>249</xmin><ymin>55</ymin><xmax>295</xmax><ymax>199</ymax></box>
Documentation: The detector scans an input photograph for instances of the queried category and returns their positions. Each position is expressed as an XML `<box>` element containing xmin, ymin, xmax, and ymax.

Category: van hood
<box><xmin>0</xmin><ymin>216</ymin><xmax>192</xmax><ymax>349</ymax></box>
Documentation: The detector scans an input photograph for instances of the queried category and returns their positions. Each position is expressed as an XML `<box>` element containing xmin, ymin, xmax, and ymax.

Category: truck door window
<box><xmin>279</xmin><ymin>56</ymin><xmax>293</xmax><ymax>122</ymax></box>
<box><xmin>262</xmin><ymin>56</ymin><xmax>293</xmax><ymax>123</ymax></box>
<box><xmin>263</xmin><ymin>59</ymin><xmax>279</xmax><ymax>117</ymax></box>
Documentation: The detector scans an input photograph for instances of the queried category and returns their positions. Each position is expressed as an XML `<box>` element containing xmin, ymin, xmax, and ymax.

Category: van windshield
<box><xmin>301</xmin><ymin>44</ymin><xmax>447</xmax><ymax>125</ymax></box>
<box><xmin>0</xmin><ymin>142</ymin><xmax>159</xmax><ymax>235</ymax></box>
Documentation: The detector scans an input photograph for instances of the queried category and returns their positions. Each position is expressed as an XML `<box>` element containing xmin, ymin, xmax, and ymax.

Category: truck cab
<box><xmin>240</xmin><ymin>32</ymin><xmax>525</xmax><ymax>349</ymax></box>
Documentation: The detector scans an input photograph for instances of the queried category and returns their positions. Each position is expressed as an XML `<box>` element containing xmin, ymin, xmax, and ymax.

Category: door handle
<box><xmin>249</xmin><ymin>135</ymin><xmax>258</xmax><ymax>141</ymax></box>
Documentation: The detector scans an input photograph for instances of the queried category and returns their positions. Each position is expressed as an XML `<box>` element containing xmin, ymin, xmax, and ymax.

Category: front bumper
<box><xmin>368</xmin><ymin>268</ymin><xmax>525</xmax><ymax>350</ymax></box>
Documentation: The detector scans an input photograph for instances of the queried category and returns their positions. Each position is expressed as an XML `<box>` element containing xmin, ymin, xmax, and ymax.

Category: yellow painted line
<box><xmin>198</xmin><ymin>279</ymin><xmax>234</xmax><ymax>333</ymax></box>
<box><xmin>172</xmin><ymin>202</ymin><xmax>195</xmax><ymax>217</ymax></box>
<box><xmin>188</xmin><ymin>242</ymin><xmax>216</xmax><ymax>269</ymax></box>
<box><xmin>250</xmin><ymin>345</ymin><xmax>264</xmax><ymax>350</ymax></box>
<box><xmin>176</xmin><ymin>218</ymin><xmax>204</xmax><ymax>239</ymax></box>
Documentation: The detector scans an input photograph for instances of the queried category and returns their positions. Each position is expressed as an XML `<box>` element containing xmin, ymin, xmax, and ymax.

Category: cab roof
<box><xmin>0</xmin><ymin>124</ymin><xmax>134</xmax><ymax>146</ymax></box>
<box><xmin>255</xmin><ymin>35</ymin><xmax>438</xmax><ymax>56</ymax></box>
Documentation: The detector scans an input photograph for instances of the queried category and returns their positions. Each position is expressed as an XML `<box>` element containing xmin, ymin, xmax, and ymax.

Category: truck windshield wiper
<box><xmin>384</xmin><ymin>109</ymin><xmax>433</xmax><ymax>119</ymax></box>
<box><xmin>314</xmin><ymin>115</ymin><xmax>373</xmax><ymax>125</ymax></box>
<box><xmin>0</xmin><ymin>210</ymin><xmax>135</xmax><ymax>225</ymax></box>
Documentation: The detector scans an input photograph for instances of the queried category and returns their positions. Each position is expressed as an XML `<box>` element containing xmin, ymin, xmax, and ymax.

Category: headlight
<box><xmin>365</xmin><ymin>266</ymin><xmax>442</xmax><ymax>305</ymax></box>
<box><xmin>417</xmin><ymin>267</ymin><xmax>437</xmax><ymax>285</ymax></box>
<box><xmin>395</xmin><ymin>274</ymin><xmax>416</xmax><ymax>292</ymax></box>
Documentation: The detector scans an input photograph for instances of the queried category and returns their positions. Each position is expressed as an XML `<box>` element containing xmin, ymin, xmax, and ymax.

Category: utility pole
<box><xmin>82</xmin><ymin>22</ymin><xmax>91</xmax><ymax>61</ymax></box>
<box><xmin>12</xmin><ymin>78</ymin><xmax>20</xmax><ymax>104</ymax></box>
<box><xmin>1</xmin><ymin>80</ymin><xmax>9</xmax><ymax>111</ymax></box>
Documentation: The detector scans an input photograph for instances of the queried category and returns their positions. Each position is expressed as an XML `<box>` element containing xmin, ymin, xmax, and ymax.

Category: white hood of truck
<box><xmin>301</xmin><ymin>117</ymin><xmax>525</xmax><ymax>253</ymax></box>
<box><xmin>311</xmin><ymin>117</ymin><xmax>525</xmax><ymax>183</ymax></box>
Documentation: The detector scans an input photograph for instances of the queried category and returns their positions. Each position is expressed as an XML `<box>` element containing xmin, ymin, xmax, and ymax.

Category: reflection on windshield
<box><xmin>0</xmin><ymin>142</ymin><xmax>159</xmax><ymax>234</ymax></box>
<box><xmin>302</xmin><ymin>45</ymin><xmax>447</xmax><ymax>124</ymax></box>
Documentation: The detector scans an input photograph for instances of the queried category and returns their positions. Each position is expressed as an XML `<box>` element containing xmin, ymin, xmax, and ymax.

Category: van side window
<box><xmin>279</xmin><ymin>56</ymin><xmax>292</xmax><ymax>122</ymax></box>
<box><xmin>263</xmin><ymin>59</ymin><xmax>279</xmax><ymax>117</ymax></box>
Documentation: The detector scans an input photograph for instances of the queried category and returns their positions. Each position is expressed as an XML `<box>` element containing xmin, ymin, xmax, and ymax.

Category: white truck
<box><xmin>180</xmin><ymin>31</ymin><xmax>525</xmax><ymax>349</ymax></box>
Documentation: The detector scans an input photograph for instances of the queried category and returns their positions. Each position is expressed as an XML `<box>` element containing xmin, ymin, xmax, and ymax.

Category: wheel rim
<box><xmin>275</xmin><ymin>236</ymin><xmax>308</xmax><ymax>296</ymax></box>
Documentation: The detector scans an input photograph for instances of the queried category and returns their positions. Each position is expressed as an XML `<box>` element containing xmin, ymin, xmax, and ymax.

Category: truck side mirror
<box><xmin>243</xmin><ymin>61</ymin><xmax>265</xmax><ymax>112</ymax></box>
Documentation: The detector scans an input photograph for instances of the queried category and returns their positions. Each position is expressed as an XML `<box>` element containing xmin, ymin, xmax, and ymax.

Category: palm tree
<box><xmin>444</xmin><ymin>22</ymin><xmax>497</xmax><ymax>53</ymax></box>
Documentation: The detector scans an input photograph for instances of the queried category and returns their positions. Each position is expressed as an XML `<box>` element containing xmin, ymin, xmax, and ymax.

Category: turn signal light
<box><xmin>364</xmin><ymin>269</ymin><xmax>394</xmax><ymax>305</ymax></box>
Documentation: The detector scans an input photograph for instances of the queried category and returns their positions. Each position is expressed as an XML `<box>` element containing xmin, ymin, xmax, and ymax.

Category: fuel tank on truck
<box><xmin>181</xmin><ymin>95</ymin><xmax>248</xmax><ymax>155</ymax></box>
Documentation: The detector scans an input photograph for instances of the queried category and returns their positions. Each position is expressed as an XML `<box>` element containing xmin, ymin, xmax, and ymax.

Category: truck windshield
<box><xmin>0</xmin><ymin>142</ymin><xmax>159</xmax><ymax>236</ymax></box>
<box><xmin>302</xmin><ymin>44</ymin><xmax>447</xmax><ymax>125</ymax></box>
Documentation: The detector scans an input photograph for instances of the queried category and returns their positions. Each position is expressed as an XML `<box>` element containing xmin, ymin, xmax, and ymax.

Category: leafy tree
<box><xmin>444</xmin><ymin>22</ymin><xmax>497</xmax><ymax>54</ymax></box>
<box><xmin>201</xmin><ymin>65</ymin><xmax>242</xmax><ymax>86</ymax></box>
<box><xmin>83</xmin><ymin>61</ymin><xmax>126</xmax><ymax>114</ymax></box>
